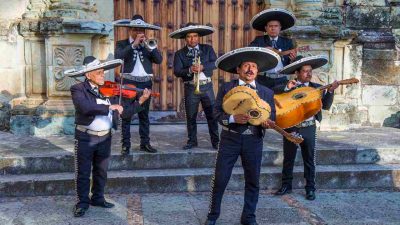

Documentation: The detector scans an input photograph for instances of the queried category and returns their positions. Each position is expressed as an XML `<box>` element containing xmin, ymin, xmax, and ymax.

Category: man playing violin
<box><xmin>249</xmin><ymin>8</ymin><xmax>297</xmax><ymax>89</ymax></box>
<box><xmin>114</xmin><ymin>14</ymin><xmax>163</xmax><ymax>154</ymax></box>
<box><xmin>205</xmin><ymin>47</ymin><xmax>278</xmax><ymax>225</ymax></box>
<box><xmin>273</xmin><ymin>55</ymin><xmax>339</xmax><ymax>201</ymax></box>
<box><xmin>68</xmin><ymin>56</ymin><xmax>151</xmax><ymax>217</ymax></box>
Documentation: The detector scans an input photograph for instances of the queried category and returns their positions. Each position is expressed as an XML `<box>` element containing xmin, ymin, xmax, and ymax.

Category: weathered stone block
<box><xmin>345</xmin><ymin>6</ymin><xmax>391</xmax><ymax>29</ymax></box>
<box><xmin>362</xmin><ymin>85</ymin><xmax>398</xmax><ymax>106</ymax></box>
<box><xmin>346</xmin><ymin>0</ymin><xmax>387</xmax><ymax>6</ymax></box>
<box><xmin>10</xmin><ymin>115</ymin><xmax>32</xmax><ymax>135</ymax></box>
<box><xmin>367</xmin><ymin>105</ymin><xmax>400</xmax><ymax>125</ymax></box>
<box><xmin>363</xmin><ymin>49</ymin><xmax>395</xmax><ymax>60</ymax></box>
<box><xmin>391</xmin><ymin>6</ymin><xmax>400</xmax><ymax>28</ymax></box>
<box><xmin>362</xmin><ymin>59</ymin><xmax>400</xmax><ymax>85</ymax></box>
<box><xmin>32</xmin><ymin>116</ymin><xmax>75</xmax><ymax>136</ymax></box>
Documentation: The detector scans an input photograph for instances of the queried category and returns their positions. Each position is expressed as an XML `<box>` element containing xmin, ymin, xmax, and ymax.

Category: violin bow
<box><xmin>118</xmin><ymin>61</ymin><xmax>125</xmax><ymax>105</ymax></box>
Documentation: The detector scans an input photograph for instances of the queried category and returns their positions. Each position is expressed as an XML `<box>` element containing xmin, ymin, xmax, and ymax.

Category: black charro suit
<box><xmin>115</xmin><ymin>39</ymin><xmax>163</xmax><ymax>149</ymax></box>
<box><xmin>249</xmin><ymin>35</ymin><xmax>294</xmax><ymax>89</ymax></box>
<box><xmin>274</xmin><ymin>81</ymin><xmax>334</xmax><ymax>192</ymax></box>
<box><xmin>173</xmin><ymin>44</ymin><xmax>219</xmax><ymax>147</ymax></box>
<box><xmin>207</xmin><ymin>79</ymin><xmax>276</xmax><ymax>224</ymax></box>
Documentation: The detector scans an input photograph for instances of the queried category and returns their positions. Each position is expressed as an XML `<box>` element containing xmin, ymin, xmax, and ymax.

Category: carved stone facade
<box><xmin>0</xmin><ymin>0</ymin><xmax>399</xmax><ymax>135</ymax></box>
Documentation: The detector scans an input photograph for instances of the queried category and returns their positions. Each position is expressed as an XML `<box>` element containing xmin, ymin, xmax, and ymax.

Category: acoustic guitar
<box><xmin>271</xmin><ymin>45</ymin><xmax>311</xmax><ymax>57</ymax></box>
<box><xmin>274</xmin><ymin>78</ymin><xmax>359</xmax><ymax>129</ymax></box>
<box><xmin>222</xmin><ymin>86</ymin><xmax>303</xmax><ymax>144</ymax></box>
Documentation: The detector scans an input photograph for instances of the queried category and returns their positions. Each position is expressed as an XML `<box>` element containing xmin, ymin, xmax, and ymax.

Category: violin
<box><xmin>99</xmin><ymin>81</ymin><xmax>160</xmax><ymax>98</ymax></box>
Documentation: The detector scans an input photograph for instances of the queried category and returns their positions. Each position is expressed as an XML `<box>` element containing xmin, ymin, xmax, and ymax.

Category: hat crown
<box><xmin>131</xmin><ymin>14</ymin><xmax>144</xmax><ymax>21</ymax></box>
<box><xmin>83</xmin><ymin>56</ymin><xmax>97</xmax><ymax>66</ymax></box>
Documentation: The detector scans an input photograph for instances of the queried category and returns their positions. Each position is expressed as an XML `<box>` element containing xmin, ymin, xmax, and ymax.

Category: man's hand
<box><xmin>234</xmin><ymin>114</ymin><xmax>250</xmax><ymax>124</ymax></box>
<box><xmin>328</xmin><ymin>80</ymin><xmax>339</xmax><ymax>93</ymax></box>
<box><xmin>261</xmin><ymin>119</ymin><xmax>275</xmax><ymax>129</ymax></box>
<box><xmin>288</xmin><ymin>49</ymin><xmax>297</xmax><ymax>61</ymax></box>
<box><xmin>286</xmin><ymin>80</ymin><xmax>297</xmax><ymax>89</ymax></box>
<box><xmin>109</xmin><ymin>104</ymin><xmax>123</xmax><ymax>114</ymax></box>
<box><xmin>139</xmin><ymin>88</ymin><xmax>151</xmax><ymax>105</ymax></box>
<box><xmin>190</xmin><ymin>64</ymin><xmax>203</xmax><ymax>73</ymax></box>
<box><xmin>132</xmin><ymin>33</ymin><xmax>146</xmax><ymax>47</ymax></box>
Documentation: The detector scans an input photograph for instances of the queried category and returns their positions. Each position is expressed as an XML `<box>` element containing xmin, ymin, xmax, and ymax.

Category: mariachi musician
<box><xmin>274</xmin><ymin>55</ymin><xmax>339</xmax><ymax>200</ymax></box>
<box><xmin>249</xmin><ymin>8</ymin><xmax>297</xmax><ymax>89</ymax></box>
<box><xmin>205</xmin><ymin>47</ymin><xmax>279</xmax><ymax>225</ymax></box>
<box><xmin>114</xmin><ymin>14</ymin><xmax>163</xmax><ymax>154</ymax></box>
<box><xmin>170</xmin><ymin>23</ymin><xmax>219</xmax><ymax>150</ymax></box>
<box><xmin>66</xmin><ymin>56</ymin><xmax>151</xmax><ymax>217</ymax></box>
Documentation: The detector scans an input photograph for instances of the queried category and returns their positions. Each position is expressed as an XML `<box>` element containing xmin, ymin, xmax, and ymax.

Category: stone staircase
<box><xmin>1</xmin><ymin>141</ymin><xmax>400</xmax><ymax>197</ymax></box>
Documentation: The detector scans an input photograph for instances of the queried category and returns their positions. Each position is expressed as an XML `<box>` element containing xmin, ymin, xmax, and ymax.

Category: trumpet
<box><xmin>142</xmin><ymin>38</ymin><xmax>158</xmax><ymax>50</ymax></box>
<box><xmin>193</xmin><ymin>54</ymin><xmax>201</xmax><ymax>95</ymax></box>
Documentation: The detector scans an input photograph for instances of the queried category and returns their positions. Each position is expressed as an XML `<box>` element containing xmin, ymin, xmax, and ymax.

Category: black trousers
<box><xmin>74</xmin><ymin>129</ymin><xmax>111</xmax><ymax>209</ymax></box>
<box><xmin>256</xmin><ymin>75</ymin><xmax>288</xmax><ymax>90</ymax></box>
<box><xmin>281</xmin><ymin>125</ymin><xmax>317</xmax><ymax>191</ymax></box>
<box><xmin>184</xmin><ymin>83</ymin><xmax>219</xmax><ymax>146</ymax></box>
<box><xmin>207</xmin><ymin>131</ymin><xmax>263</xmax><ymax>224</ymax></box>
<box><xmin>121</xmin><ymin>80</ymin><xmax>152</xmax><ymax>147</ymax></box>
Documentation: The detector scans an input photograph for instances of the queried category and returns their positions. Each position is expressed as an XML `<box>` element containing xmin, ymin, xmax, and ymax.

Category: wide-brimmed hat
<box><xmin>279</xmin><ymin>55</ymin><xmax>328</xmax><ymax>74</ymax></box>
<box><xmin>169</xmin><ymin>23</ymin><xmax>214</xmax><ymax>39</ymax></box>
<box><xmin>215</xmin><ymin>47</ymin><xmax>280</xmax><ymax>74</ymax></box>
<box><xmin>250</xmin><ymin>8</ymin><xmax>296</xmax><ymax>32</ymax></box>
<box><xmin>64</xmin><ymin>56</ymin><xmax>123</xmax><ymax>78</ymax></box>
<box><xmin>113</xmin><ymin>14</ymin><xmax>161</xmax><ymax>30</ymax></box>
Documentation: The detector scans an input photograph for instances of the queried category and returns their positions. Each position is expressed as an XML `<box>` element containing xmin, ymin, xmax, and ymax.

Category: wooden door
<box><xmin>114</xmin><ymin>0</ymin><xmax>265</xmax><ymax>111</ymax></box>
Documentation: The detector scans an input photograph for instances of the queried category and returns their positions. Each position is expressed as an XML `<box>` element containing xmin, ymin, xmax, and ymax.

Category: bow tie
<box><xmin>186</xmin><ymin>48</ymin><xmax>200</xmax><ymax>58</ymax></box>
<box><xmin>242</xmin><ymin>83</ymin><xmax>256</xmax><ymax>90</ymax></box>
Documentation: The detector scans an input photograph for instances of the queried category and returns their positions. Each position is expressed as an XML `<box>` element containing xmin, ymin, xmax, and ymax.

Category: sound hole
<box><xmin>292</xmin><ymin>93</ymin><xmax>306</xmax><ymax>100</ymax></box>
<box><xmin>248</xmin><ymin>110</ymin><xmax>260</xmax><ymax>118</ymax></box>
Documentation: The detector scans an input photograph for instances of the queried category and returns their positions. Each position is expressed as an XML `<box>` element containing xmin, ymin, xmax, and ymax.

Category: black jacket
<box><xmin>115</xmin><ymin>39</ymin><xmax>163</xmax><ymax>75</ymax></box>
<box><xmin>249</xmin><ymin>35</ymin><xmax>294</xmax><ymax>67</ymax></box>
<box><xmin>173</xmin><ymin>44</ymin><xmax>217</xmax><ymax>82</ymax></box>
<box><xmin>274</xmin><ymin>81</ymin><xmax>335</xmax><ymax>122</ymax></box>
<box><xmin>214</xmin><ymin>79</ymin><xmax>276</xmax><ymax>134</ymax></box>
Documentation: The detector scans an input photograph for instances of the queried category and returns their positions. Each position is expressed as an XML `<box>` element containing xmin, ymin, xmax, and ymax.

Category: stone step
<box><xmin>1</xmin><ymin>164</ymin><xmax>399</xmax><ymax>197</ymax></box>
<box><xmin>2</xmin><ymin>147</ymin><xmax>400</xmax><ymax>175</ymax></box>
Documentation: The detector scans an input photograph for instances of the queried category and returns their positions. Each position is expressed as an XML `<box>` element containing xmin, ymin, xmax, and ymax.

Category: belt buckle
<box><xmin>241</xmin><ymin>128</ymin><xmax>253</xmax><ymax>135</ymax></box>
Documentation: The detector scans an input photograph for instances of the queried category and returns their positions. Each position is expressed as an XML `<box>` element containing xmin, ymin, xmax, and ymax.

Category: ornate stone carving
<box><xmin>52</xmin><ymin>46</ymin><xmax>83</xmax><ymax>91</ymax></box>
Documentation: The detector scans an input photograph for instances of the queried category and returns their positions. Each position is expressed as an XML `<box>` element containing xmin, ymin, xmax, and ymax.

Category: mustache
<box><xmin>245</xmin><ymin>69</ymin><xmax>254</xmax><ymax>75</ymax></box>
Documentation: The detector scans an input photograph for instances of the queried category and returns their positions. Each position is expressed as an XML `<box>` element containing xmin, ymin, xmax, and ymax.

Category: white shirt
<box><xmin>129</xmin><ymin>37</ymin><xmax>152</xmax><ymax>77</ymax></box>
<box><xmin>228</xmin><ymin>79</ymin><xmax>257</xmax><ymax>124</ymax></box>
<box><xmin>266</xmin><ymin>36</ymin><xmax>284</xmax><ymax>74</ymax></box>
<box><xmin>82</xmin><ymin>82</ymin><xmax>113</xmax><ymax>131</ymax></box>
<box><xmin>188</xmin><ymin>45</ymin><xmax>207</xmax><ymax>81</ymax></box>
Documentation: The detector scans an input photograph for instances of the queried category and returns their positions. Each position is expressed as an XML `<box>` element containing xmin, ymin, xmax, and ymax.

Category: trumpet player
<box><xmin>114</xmin><ymin>14</ymin><xmax>163</xmax><ymax>155</ymax></box>
<box><xmin>170</xmin><ymin>23</ymin><xmax>219</xmax><ymax>150</ymax></box>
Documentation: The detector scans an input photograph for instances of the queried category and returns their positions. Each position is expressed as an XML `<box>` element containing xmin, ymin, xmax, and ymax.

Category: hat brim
<box><xmin>216</xmin><ymin>47</ymin><xmax>280</xmax><ymax>74</ymax></box>
<box><xmin>250</xmin><ymin>8</ymin><xmax>296</xmax><ymax>31</ymax></box>
<box><xmin>169</xmin><ymin>25</ymin><xmax>214</xmax><ymax>39</ymax></box>
<box><xmin>113</xmin><ymin>19</ymin><xmax>161</xmax><ymax>30</ymax></box>
<box><xmin>279</xmin><ymin>55</ymin><xmax>328</xmax><ymax>74</ymax></box>
<box><xmin>65</xmin><ymin>59</ymin><xmax>123</xmax><ymax>78</ymax></box>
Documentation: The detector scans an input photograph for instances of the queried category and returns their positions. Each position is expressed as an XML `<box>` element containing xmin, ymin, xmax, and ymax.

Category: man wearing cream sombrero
<box><xmin>114</xmin><ymin>14</ymin><xmax>163</xmax><ymax>155</ymax></box>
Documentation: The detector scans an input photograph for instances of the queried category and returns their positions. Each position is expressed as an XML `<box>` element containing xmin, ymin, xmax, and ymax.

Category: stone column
<box><xmin>265</xmin><ymin>0</ymin><xmax>290</xmax><ymax>9</ymax></box>
<box><xmin>294</xmin><ymin>0</ymin><xmax>323</xmax><ymax>19</ymax></box>
<box><xmin>12</xmin><ymin>0</ymin><xmax>112</xmax><ymax>136</ymax></box>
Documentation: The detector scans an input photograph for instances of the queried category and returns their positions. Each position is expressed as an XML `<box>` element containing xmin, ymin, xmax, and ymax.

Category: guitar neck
<box><xmin>270</xmin><ymin>123</ymin><xmax>292</xmax><ymax>139</ymax></box>
<box><xmin>317</xmin><ymin>78</ymin><xmax>359</xmax><ymax>91</ymax></box>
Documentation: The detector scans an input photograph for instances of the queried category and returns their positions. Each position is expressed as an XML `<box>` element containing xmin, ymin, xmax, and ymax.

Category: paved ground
<box><xmin>1</xmin><ymin>125</ymin><xmax>399</xmax><ymax>157</ymax></box>
<box><xmin>1</xmin><ymin>189</ymin><xmax>400</xmax><ymax>225</ymax></box>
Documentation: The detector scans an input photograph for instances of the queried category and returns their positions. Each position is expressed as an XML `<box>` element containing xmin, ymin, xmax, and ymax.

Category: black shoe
<box><xmin>90</xmin><ymin>201</ymin><xmax>115</xmax><ymax>208</ymax></box>
<box><xmin>241</xmin><ymin>222</ymin><xmax>259</xmax><ymax>225</ymax></box>
<box><xmin>204</xmin><ymin>220</ymin><xmax>216</xmax><ymax>225</ymax></box>
<box><xmin>306</xmin><ymin>190</ymin><xmax>316</xmax><ymax>200</ymax></box>
<box><xmin>274</xmin><ymin>185</ymin><xmax>292</xmax><ymax>196</ymax></box>
<box><xmin>73</xmin><ymin>206</ymin><xmax>87</xmax><ymax>217</ymax></box>
<box><xmin>140</xmin><ymin>144</ymin><xmax>157</xmax><ymax>153</ymax></box>
<box><xmin>183</xmin><ymin>143</ymin><xmax>198</xmax><ymax>150</ymax></box>
<box><xmin>121</xmin><ymin>146</ymin><xmax>130</xmax><ymax>156</ymax></box>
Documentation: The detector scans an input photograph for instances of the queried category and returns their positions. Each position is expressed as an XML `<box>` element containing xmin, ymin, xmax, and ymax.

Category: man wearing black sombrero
<box><xmin>249</xmin><ymin>8</ymin><xmax>297</xmax><ymax>89</ymax></box>
<box><xmin>274</xmin><ymin>55</ymin><xmax>339</xmax><ymax>200</ymax></box>
<box><xmin>205</xmin><ymin>47</ymin><xmax>279</xmax><ymax>225</ymax></box>
<box><xmin>67</xmin><ymin>56</ymin><xmax>151</xmax><ymax>217</ymax></box>
<box><xmin>114</xmin><ymin>14</ymin><xmax>163</xmax><ymax>154</ymax></box>
<box><xmin>170</xmin><ymin>23</ymin><xmax>219</xmax><ymax>150</ymax></box>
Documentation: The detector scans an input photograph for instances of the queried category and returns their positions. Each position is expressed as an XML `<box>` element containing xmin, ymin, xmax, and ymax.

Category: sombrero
<box><xmin>169</xmin><ymin>23</ymin><xmax>214</xmax><ymax>39</ymax></box>
<box><xmin>279</xmin><ymin>55</ymin><xmax>328</xmax><ymax>74</ymax></box>
<box><xmin>64</xmin><ymin>56</ymin><xmax>123</xmax><ymax>78</ymax></box>
<box><xmin>250</xmin><ymin>8</ymin><xmax>296</xmax><ymax>31</ymax></box>
<box><xmin>113</xmin><ymin>14</ymin><xmax>161</xmax><ymax>30</ymax></box>
<box><xmin>215</xmin><ymin>47</ymin><xmax>280</xmax><ymax>74</ymax></box>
